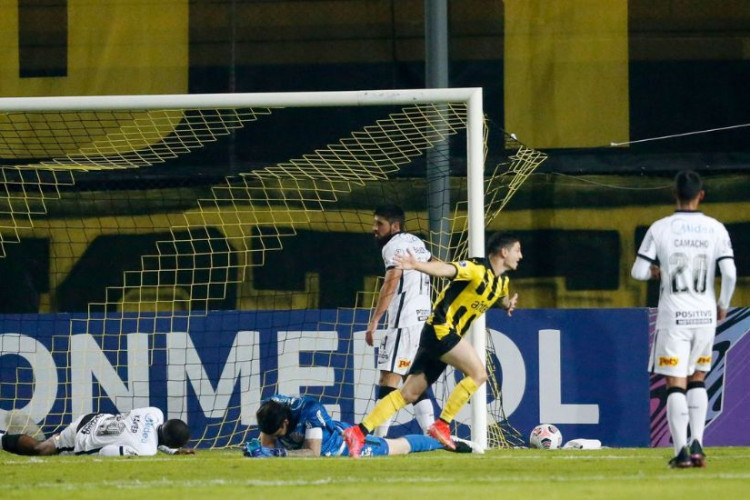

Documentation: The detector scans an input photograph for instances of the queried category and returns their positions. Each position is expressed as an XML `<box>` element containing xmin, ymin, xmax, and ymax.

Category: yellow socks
<box><xmin>439</xmin><ymin>376</ymin><xmax>479</xmax><ymax>423</ymax></box>
<box><xmin>362</xmin><ymin>389</ymin><xmax>407</xmax><ymax>432</ymax></box>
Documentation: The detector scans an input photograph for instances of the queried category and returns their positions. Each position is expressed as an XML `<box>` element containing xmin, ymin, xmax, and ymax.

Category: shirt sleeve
<box><xmin>451</xmin><ymin>260</ymin><xmax>481</xmax><ymax>282</ymax></box>
<box><xmin>631</xmin><ymin>227</ymin><xmax>656</xmax><ymax>281</ymax></box>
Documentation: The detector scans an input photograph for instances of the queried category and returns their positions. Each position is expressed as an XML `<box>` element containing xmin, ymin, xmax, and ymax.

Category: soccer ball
<box><xmin>529</xmin><ymin>423</ymin><xmax>563</xmax><ymax>450</ymax></box>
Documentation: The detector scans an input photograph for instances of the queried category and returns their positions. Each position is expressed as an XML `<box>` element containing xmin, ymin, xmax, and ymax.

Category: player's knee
<box><xmin>400</xmin><ymin>387</ymin><xmax>421</xmax><ymax>403</ymax></box>
<box><xmin>472</xmin><ymin>370</ymin><xmax>488</xmax><ymax>386</ymax></box>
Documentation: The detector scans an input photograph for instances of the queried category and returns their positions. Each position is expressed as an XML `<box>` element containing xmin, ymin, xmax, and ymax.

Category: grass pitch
<box><xmin>3</xmin><ymin>446</ymin><xmax>750</xmax><ymax>499</ymax></box>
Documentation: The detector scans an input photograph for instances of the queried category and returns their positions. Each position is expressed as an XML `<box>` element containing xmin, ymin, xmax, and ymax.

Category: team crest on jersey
<box><xmin>458</xmin><ymin>261</ymin><xmax>467</xmax><ymax>267</ymax></box>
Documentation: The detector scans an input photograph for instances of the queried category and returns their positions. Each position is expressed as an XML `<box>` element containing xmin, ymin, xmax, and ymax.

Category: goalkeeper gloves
<box><xmin>243</xmin><ymin>438</ymin><xmax>288</xmax><ymax>458</ymax></box>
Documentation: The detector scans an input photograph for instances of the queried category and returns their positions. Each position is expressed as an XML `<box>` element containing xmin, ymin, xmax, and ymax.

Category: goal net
<box><xmin>0</xmin><ymin>89</ymin><xmax>545</xmax><ymax>450</ymax></box>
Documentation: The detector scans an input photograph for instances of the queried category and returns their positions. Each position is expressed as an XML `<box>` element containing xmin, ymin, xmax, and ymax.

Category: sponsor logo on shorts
<box><xmin>658</xmin><ymin>356</ymin><xmax>679</xmax><ymax>367</ymax></box>
<box><xmin>675</xmin><ymin>310</ymin><xmax>712</xmax><ymax>326</ymax></box>
<box><xmin>697</xmin><ymin>356</ymin><xmax>712</xmax><ymax>364</ymax></box>
<box><xmin>397</xmin><ymin>359</ymin><xmax>411</xmax><ymax>368</ymax></box>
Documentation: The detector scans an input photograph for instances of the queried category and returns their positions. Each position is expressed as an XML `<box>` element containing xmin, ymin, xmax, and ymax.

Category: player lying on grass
<box><xmin>0</xmin><ymin>407</ymin><xmax>193</xmax><ymax>457</ymax></box>
<box><xmin>245</xmin><ymin>394</ymin><xmax>472</xmax><ymax>458</ymax></box>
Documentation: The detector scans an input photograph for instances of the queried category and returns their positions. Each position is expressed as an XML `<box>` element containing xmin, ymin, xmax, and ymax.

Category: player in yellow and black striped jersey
<box><xmin>343</xmin><ymin>232</ymin><xmax>522</xmax><ymax>456</ymax></box>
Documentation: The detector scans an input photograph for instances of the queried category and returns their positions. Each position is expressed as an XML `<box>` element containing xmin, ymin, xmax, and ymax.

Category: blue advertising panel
<box><xmin>0</xmin><ymin>308</ymin><xmax>655</xmax><ymax>448</ymax></box>
<box><xmin>485</xmin><ymin>308</ymin><xmax>651</xmax><ymax>447</ymax></box>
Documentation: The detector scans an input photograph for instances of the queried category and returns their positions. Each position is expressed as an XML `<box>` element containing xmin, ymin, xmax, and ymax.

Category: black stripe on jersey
<box><xmin>393</xmin><ymin>273</ymin><xmax>406</xmax><ymax>328</ymax></box>
<box><xmin>452</xmin><ymin>305</ymin><xmax>470</xmax><ymax>333</ymax></box>
<box><xmin>459</xmin><ymin>312</ymin><xmax>477</xmax><ymax>336</ymax></box>
<box><xmin>486</xmin><ymin>273</ymin><xmax>501</xmax><ymax>304</ymax></box>
<box><xmin>76</xmin><ymin>448</ymin><xmax>102</xmax><ymax>455</ymax></box>
<box><xmin>390</xmin><ymin>328</ymin><xmax>402</xmax><ymax>372</ymax></box>
<box><xmin>431</xmin><ymin>279</ymin><xmax>473</xmax><ymax>326</ymax></box>
<box><xmin>637</xmin><ymin>253</ymin><xmax>657</xmax><ymax>264</ymax></box>
<box><xmin>717</xmin><ymin>255</ymin><xmax>734</xmax><ymax>263</ymax></box>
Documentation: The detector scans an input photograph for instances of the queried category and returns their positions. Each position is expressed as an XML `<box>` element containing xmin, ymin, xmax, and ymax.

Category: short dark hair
<box><xmin>674</xmin><ymin>169</ymin><xmax>703</xmax><ymax>202</ymax></box>
<box><xmin>486</xmin><ymin>232</ymin><xmax>520</xmax><ymax>256</ymax></box>
<box><xmin>373</xmin><ymin>204</ymin><xmax>406</xmax><ymax>229</ymax></box>
<box><xmin>160</xmin><ymin>419</ymin><xmax>191</xmax><ymax>448</ymax></box>
<box><xmin>256</xmin><ymin>400</ymin><xmax>292</xmax><ymax>435</ymax></box>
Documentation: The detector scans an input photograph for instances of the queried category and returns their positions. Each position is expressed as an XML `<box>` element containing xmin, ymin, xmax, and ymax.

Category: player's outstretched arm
<box><xmin>393</xmin><ymin>249</ymin><xmax>456</xmax><ymax>278</ymax></box>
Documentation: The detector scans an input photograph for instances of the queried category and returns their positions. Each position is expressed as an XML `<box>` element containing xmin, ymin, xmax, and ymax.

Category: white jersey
<box><xmin>57</xmin><ymin>407</ymin><xmax>170</xmax><ymax>456</ymax></box>
<box><xmin>381</xmin><ymin>232</ymin><xmax>431</xmax><ymax>329</ymax></box>
<box><xmin>636</xmin><ymin>210</ymin><xmax>734</xmax><ymax>329</ymax></box>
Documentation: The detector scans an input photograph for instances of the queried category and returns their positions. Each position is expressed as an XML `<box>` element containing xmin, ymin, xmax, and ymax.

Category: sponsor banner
<box><xmin>0</xmin><ymin>308</ymin><xmax>712</xmax><ymax>448</ymax></box>
<box><xmin>649</xmin><ymin>307</ymin><xmax>750</xmax><ymax>447</ymax></box>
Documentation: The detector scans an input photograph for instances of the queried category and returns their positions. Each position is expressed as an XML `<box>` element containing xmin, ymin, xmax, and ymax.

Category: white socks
<box><xmin>687</xmin><ymin>385</ymin><xmax>708</xmax><ymax>446</ymax></box>
<box><xmin>667</xmin><ymin>389</ymin><xmax>689</xmax><ymax>455</ymax></box>
<box><xmin>414</xmin><ymin>398</ymin><xmax>435</xmax><ymax>433</ymax></box>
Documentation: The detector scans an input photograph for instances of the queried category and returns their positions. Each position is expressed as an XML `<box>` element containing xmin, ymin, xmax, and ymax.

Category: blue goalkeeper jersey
<box><xmin>265</xmin><ymin>394</ymin><xmax>388</xmax><ymax>457</ymax></box>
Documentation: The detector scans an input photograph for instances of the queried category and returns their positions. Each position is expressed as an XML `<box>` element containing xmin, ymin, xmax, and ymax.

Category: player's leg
<box><xmin>1</xmin><ymin>433</ymin><xmax>58</xmax><ymax>456</ymax></box>
<box><xmin>373</xmin><ymin>376</ymin><xmax>399</xmax><ymax>438</ymax></box>
<box><xmin>344</xmin><ymin>332</ymin><xmax>439</xmax><ymax>458</ymax></box>
<box><xmin>412</xmin><ymin>389</ymin><xmax>436</xmax><ymax>434</ymax></box>
<box><xmin>425</xmin><ymin>336</ymin><xmax>487</xmax><ymax>449</ymax></box>
<box><xmin>384</xmin><ymin>434</ymin><xmax>445</xmax><ymax>455</ymax></box>
<box><xmin>437</xmin><ymin>336</ymin><xmax>488</xmax><ymax>423</ymax></box>
<box><xmin>362</xmin><ymin>372</ymin><xmax>429</xmax><ymax>432</ymax></box>
<box><xmin>343</xmin><ymin>373</ymin><xmax>429</xmax><ymax>458</ymax></box>
<box><xmin>651</xmin><ymin>328</ymin><xmax>692</xmax><ymax>467</ymax></box>
<box><xmin>685</xmin><ymin>327</ymin><xmax>713</xmax><ymax>467</ymax></box>
<box><xmin>373</xmin><ymin>328</ymin><xmax>405</xmax><ymax>437</ymax></box>
<box><xmin>402</xmin><ymin>323</ymin><xmax>435</xmax><ymax>433</ymax></box>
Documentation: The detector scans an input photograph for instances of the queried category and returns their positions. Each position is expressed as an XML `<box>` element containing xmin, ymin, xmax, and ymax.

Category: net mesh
<box><xmin>0</xmin><ymin>96</ymin><xmax>546</xmax><ymax>449</ymax></box>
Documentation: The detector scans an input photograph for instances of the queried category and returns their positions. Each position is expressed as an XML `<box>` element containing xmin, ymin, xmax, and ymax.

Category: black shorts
<box><xmin>408</xmin><ymin>324</ymin><xmax>463</xmax><ymax>385</ymax></box>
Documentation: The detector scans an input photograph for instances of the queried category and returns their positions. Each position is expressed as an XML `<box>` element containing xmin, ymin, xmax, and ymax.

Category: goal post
<box><xmin>0</xmin><ymin>88</ymin><xmax>543</xmax><ymax>452</ymax></box>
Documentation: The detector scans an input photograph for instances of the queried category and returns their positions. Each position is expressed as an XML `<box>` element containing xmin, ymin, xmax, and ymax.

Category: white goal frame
<box><xmin>0</xmin><ymin>88</ymin><xmax>489</xmax><ymax>450</ymax></box>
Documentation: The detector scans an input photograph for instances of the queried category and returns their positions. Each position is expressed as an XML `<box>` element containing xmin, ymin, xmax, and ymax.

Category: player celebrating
<box><xmin>0</xmin><ymin>407</ymin><xmax>193</xmax><ymax>456</ymax></box>
<box><xmin>631</xmin><ymin>169</ymin><xmax>736</xmax><ymax>468</ymax></box>
<box><xmin>246</xmin><ymin>394</ymin><xmax>466</xmax><ymax>458</ymax></box>
<box><xmin>366</xmin><ymin>205</ymin><xmax>435</xmax><ymax>436</ymax></box>
<box><xmin>344</xmin><ymin>232</ymin><xmax>521</xmax><ymax>457</ymax></box>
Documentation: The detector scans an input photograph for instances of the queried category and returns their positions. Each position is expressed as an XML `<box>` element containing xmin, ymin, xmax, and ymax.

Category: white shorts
<box><xmin>377</xmin><ymin>323</ymin><xmax>424</xmax><ymax>376</ymax></box>
<box><xmin>55</xmin><ymin>413</ymin><xmax>100</xmax><ymax>454</ymax></box>
<box><xmin>649</xmin><ymin>327</ymin><xmax>715</xmax><ymax>377</ymax></box>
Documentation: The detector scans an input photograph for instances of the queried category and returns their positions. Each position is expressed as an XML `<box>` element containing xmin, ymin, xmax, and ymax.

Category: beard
<box><xmin>375</xmin><ymin>232</ymin><xmax>394</xmax><ymax>249</ymax></box>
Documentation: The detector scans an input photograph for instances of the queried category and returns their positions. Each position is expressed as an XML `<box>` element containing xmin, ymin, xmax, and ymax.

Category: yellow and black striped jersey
<box><xmin>427</xmin><ymin>258</ymin><xmax>509</xmax><ymax>339</ymax></box>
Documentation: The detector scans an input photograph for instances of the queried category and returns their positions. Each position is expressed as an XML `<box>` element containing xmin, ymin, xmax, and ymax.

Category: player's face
<box><xmin>372</xmin><ymin>215</ymin><xmax>397</xmax><ymax>244</ymax></box>
<box><xmin>503</xmin><ymin>241</ymin><xmax>523</xmax><ymax>271</ymax></box>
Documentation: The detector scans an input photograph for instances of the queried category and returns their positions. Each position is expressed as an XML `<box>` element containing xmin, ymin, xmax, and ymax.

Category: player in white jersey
<box><xmin>631</xmin><ymin>169</ymin><xmax>736</xmax><ymax>469</ymax></box>
<box><xmin>1</xmin><ymin>407</ymin><xmax>193</xmax><ymax>456</ymax></box>
<box><xmin>365</xmin><ymin>205</ymin><xmax>435</xmax><ymax>437</ymax></box>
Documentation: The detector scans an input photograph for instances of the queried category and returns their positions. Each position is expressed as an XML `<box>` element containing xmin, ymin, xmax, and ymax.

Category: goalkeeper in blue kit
<box><xmin>245</xmin><ymin>394</ymin><xmax>470</xmax><ymax>458</ymax></box>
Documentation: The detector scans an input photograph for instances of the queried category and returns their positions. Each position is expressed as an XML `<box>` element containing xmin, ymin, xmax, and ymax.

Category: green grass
<box><xmin>3</xmin><ymin>447</ymin><xmax>750</xmax><ymax>499</ymax></box>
